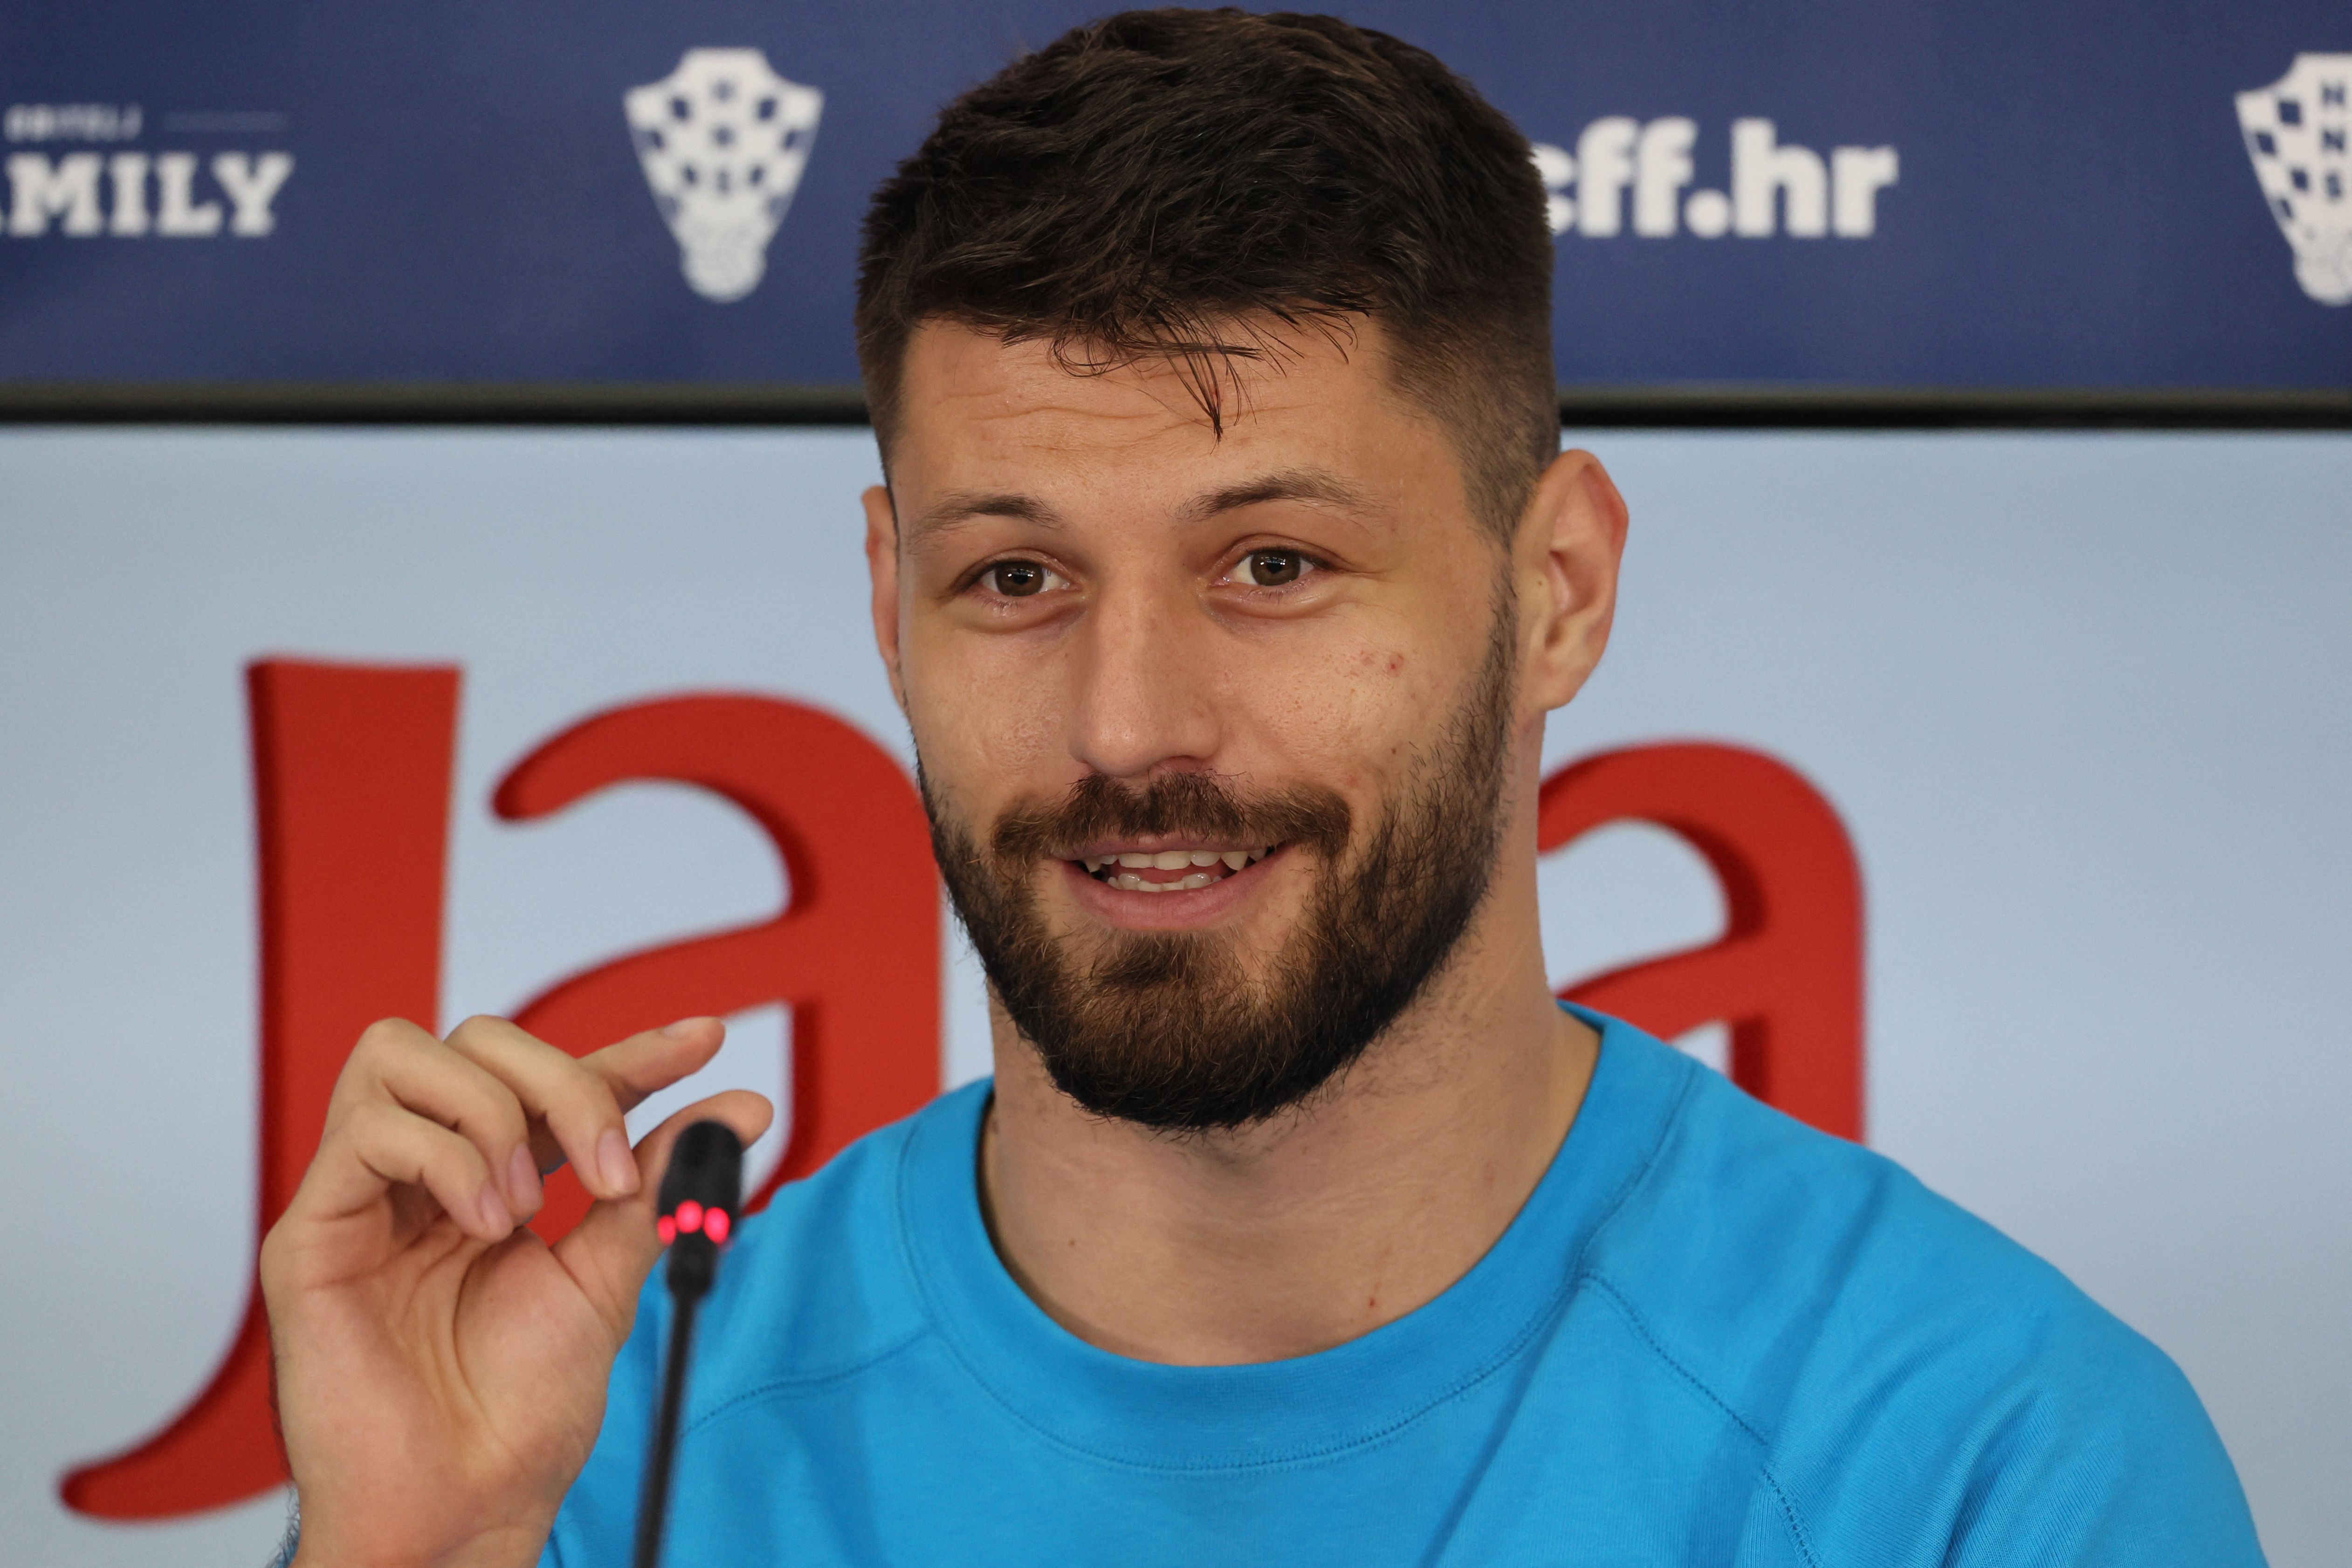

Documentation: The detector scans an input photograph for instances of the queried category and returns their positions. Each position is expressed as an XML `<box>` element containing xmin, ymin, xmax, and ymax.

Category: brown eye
<box><xmin>1239</xmin><ymin>550</ymin><xmax>1304</xmax><ymax>587</ymax></box>
<box><xmin>988</xmin><ymin>560</ymin><xmax>1047</xmax><ymax>597</ymax></box>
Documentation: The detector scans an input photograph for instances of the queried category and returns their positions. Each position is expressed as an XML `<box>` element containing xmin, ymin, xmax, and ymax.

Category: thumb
<box><xmin>554</xmin><ymin>1088</ymin><xmax>774</xmax><ymax>1338</ymax></box>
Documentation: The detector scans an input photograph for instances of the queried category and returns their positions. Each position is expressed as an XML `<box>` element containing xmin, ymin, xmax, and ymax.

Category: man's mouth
<box><xmin>1071</xmin><ymin>845</ymin><xmax>1276</xmax><ymax>894</ymax></box>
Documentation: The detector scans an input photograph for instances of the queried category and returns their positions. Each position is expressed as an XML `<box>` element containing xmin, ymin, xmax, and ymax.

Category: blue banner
<box><xmin>2</xmin><ymin>1</ymin><xmax>2346</xmax><ymax>390</ymax></box>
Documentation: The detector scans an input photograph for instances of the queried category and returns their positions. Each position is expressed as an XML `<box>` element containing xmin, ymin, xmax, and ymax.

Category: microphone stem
<box><xmin>632</xmin><ymin>1287</ymin><xmax>703</xmax><ymax>1568</ymax></box>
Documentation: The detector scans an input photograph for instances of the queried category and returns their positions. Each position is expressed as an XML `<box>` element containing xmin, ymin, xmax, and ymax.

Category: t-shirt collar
<box><xmin>895</xmin><ymin>1005</ymin><xmax>1690</xmax><ymax>1471</ymax></box>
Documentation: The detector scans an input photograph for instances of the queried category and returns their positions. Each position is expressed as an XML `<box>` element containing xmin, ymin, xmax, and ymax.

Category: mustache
<box><xmin>989</xmin><ymin>771</ymin><xmax>1353</xmax><ymax>864</ymax></box>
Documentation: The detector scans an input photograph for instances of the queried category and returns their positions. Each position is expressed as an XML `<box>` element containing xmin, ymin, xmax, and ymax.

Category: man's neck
<box><xmin>976</xmin><ymin>872</ymin><xmax>1597</xmax><ymax>1366</ymax></box>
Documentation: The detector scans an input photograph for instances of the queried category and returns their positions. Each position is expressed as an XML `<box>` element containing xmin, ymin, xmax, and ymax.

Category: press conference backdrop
<box><xmin>1</xmin><ymin>0</ymin><xmax>2349</xmax><ymax>402</ymax></box>
<box><xmin>5</xmin><ymin>0</ymin><xmax>2351</xmax><ymax>1563</ymax></box>
<box><xmin>0</xmin><ymin>427</ymin><xmax>2346</xmax><ymax>1566</ymax></box>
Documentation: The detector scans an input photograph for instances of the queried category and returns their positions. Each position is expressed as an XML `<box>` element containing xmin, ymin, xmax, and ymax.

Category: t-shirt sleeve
<box><xmin>1733</xmin><ymin>1169</ymin><xmax>2272</xmax><ymax>1568</ymax></box>
<box><xmin>1937</xmin><ymin>1325</ymin><xmax>2267</xmax><ymax>1566</ymax></box>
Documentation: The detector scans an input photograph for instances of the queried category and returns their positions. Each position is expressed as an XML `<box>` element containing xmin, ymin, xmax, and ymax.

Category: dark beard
<box><xmin>924</xmin><ymin>603</ymin><xmax>1517</xmax><ymax>1132</ymax></box>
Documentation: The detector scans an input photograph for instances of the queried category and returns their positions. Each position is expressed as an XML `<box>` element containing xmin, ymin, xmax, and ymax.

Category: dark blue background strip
<box><xmin>1</xmin><ymin>1</ymin><xmax>2345</xmax><ymax>389</ymax></box>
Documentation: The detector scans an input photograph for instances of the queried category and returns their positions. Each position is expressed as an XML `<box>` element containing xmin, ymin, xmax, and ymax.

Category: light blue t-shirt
<box><xmin>546</xmin><ymin>1009</ymin><xmax>2264</xmax><ymax>1565</ymax></box>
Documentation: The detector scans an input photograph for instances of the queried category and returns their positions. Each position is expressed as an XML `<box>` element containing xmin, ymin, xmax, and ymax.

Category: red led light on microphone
<box><xmin>656</xmin><ymin>1197</ymin><xmax>733</xmax><ymax>1249</ymax></box>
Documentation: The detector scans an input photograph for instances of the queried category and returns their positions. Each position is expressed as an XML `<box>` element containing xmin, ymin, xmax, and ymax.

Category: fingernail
<box><xmin>662</xmin><ymin>1016</ymin><xmax>717</xmax><ymax>1039</ymax></box>
<box><xmin>597</xmin><ymin>1128</ymin><xmax>640</xmax><ymax>1196</ymax></box>
<box><xmin>478</xmin><ymin>1182</ymin><xmax>513</xmax><ymax>1236</ymax></box>
<box><xmin>508</xmin><ymin>1145</ymin><xmax>542</xmax><ymax>1213</ymax></box>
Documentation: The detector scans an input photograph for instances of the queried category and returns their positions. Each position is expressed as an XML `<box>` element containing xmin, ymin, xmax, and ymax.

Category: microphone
<box><xmin>632</xmin><ymin>1120</ymin><xmax>743</xmax><ymax>1568</ymax></box>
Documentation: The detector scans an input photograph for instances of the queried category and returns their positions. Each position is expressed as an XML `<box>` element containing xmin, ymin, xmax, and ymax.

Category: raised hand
<box><xmin>260</xmin><ymin>1014</ymin><xmax>771</xmax><ymax>1568</ymax></box>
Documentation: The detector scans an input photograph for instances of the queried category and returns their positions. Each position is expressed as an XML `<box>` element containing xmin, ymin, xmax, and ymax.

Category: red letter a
<box><xmin>62</xmin><ymin>659</ymin><xmax>461</xmax><ymax>1518</ymax></box>
<box><xmin>496</xmin><ymin>694</ymin><xmax>942</xmax><ymax>1236</ymax></box>
<box><xmin>1542</xmin><ymin>743</ymin><xmax>1866</xmax><ymax>1140</ymax></box>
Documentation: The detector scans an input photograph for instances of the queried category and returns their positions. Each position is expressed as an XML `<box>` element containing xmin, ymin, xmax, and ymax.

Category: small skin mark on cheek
<box><xmin>1387</xmin><ymin>654</ymin><xmax>1404</xmax><ymax>675</ymax></box>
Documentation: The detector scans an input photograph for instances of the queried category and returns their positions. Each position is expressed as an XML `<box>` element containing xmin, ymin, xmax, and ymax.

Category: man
<box><xmin>262</xmin><ymin>11</ymin><xmax>2265</xmax><ymax>1565</ymax></box>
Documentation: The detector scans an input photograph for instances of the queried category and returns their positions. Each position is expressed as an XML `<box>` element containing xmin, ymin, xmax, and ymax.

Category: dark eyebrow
<box><xmin>903</xmin><ymin>490</ymin><xmax>1065</xmax><ymax>548</ymax></box>
<box><xmin>1179</xmin><ymin>468</ymin><xmax>1380</xmax><ymax>524</ymax></box>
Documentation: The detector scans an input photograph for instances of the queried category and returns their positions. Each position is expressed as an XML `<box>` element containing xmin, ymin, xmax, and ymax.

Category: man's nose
<box><xmin>1065</xmin><ymin>580</ymin><xmax>1223</xmax><ymax>781</ymax></box>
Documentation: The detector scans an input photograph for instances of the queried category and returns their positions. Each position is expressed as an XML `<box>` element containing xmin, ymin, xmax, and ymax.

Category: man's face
<box><xmin>868</xmin><ymin>320</ymin><xmax>1533</xmax><ymax>1130</ymax></box>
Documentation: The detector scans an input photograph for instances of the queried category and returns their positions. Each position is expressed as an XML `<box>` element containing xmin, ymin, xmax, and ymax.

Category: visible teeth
<box><xmin>1105</xmin><ymin>871</ymin><xmax>1219</xmax><ymax>893</ymax></box>
<box><xmin>1085</xmin><ymin>846</ymin><xmax>1278</xmax><ymax>887</ymax></box>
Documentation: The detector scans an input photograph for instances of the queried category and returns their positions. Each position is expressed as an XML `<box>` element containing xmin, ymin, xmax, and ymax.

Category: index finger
<box><xmin>443</xmin><ymin>1015</ymin><xmax>729</xmax><ymax>1200</ymax></box>
<box><xmin>578</xmin><ymin>1016</ymin><xmax>730</xmax><ymax>1114</ymax></box>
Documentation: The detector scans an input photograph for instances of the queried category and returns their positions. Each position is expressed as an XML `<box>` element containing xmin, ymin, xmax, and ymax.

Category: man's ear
<box><xmin>1516</xmin><ymin>449</ymin><xmax>1629</xmax><ymax>716</ymax></box>
<box><xmin>862</xmin><ymin>483</ymin><xmax>909</xmax><ymax>712</ymax></box>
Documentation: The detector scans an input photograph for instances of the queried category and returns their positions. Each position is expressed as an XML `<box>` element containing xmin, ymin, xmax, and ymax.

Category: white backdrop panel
<box><xmin>1</xmin><ymin>429</ymin><xmax>2345</xmax><ymax>1565</ymax></box>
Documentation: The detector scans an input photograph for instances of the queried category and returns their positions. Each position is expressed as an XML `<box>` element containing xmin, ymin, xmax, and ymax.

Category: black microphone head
<box><xmin>655</xmin><ymin>1121</ymin><xmax>743</xmax><ymax>1298</ymax></box>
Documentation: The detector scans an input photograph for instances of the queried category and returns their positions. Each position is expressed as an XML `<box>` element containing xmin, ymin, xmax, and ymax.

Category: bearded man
<box><xmin>261</xmin><ymin>11</ymin><xmax>2265</xmax><ymax>1566</ymax></box>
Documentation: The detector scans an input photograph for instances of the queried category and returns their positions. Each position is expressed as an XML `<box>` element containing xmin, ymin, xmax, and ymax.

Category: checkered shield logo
<box><xmin>2236</xmin><ymin>54</ymin><xmax>2352</xmax><ymax>306</ymax></box>
<box><xmin>626</xmin><ymin>48</ymin><xmax>823</xmax><ymax>303</ymax></box>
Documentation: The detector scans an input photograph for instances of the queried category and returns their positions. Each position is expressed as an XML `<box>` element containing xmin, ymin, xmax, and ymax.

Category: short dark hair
<box><xmin>855</xmin><ymin>7</ymin><xmax>1557</xmax><ymax>540</ymax></box>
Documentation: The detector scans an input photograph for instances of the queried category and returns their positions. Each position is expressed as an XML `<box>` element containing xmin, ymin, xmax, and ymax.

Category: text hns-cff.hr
<box><xmin>1536</xmin><ymin>117</ymin><xmax>1899</xmax><ymax>240</ymax></box>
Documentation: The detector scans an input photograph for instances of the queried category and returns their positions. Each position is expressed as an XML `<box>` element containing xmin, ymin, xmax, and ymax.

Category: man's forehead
<box><xmin>899</xmin><ymin>317</ymin><xmax>1401</xmax><ymax>428</ymax></box>
<box><xmin>887</xmin><ymin>317</ymin><xmax>1453</xmax><ymax>530</ymax></box>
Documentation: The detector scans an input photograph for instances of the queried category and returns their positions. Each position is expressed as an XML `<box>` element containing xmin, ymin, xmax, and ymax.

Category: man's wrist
<box><xmin>285</xmin><ymin>1523</ymin><xmax>553</xmax><ymax>1568</ymax></box>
